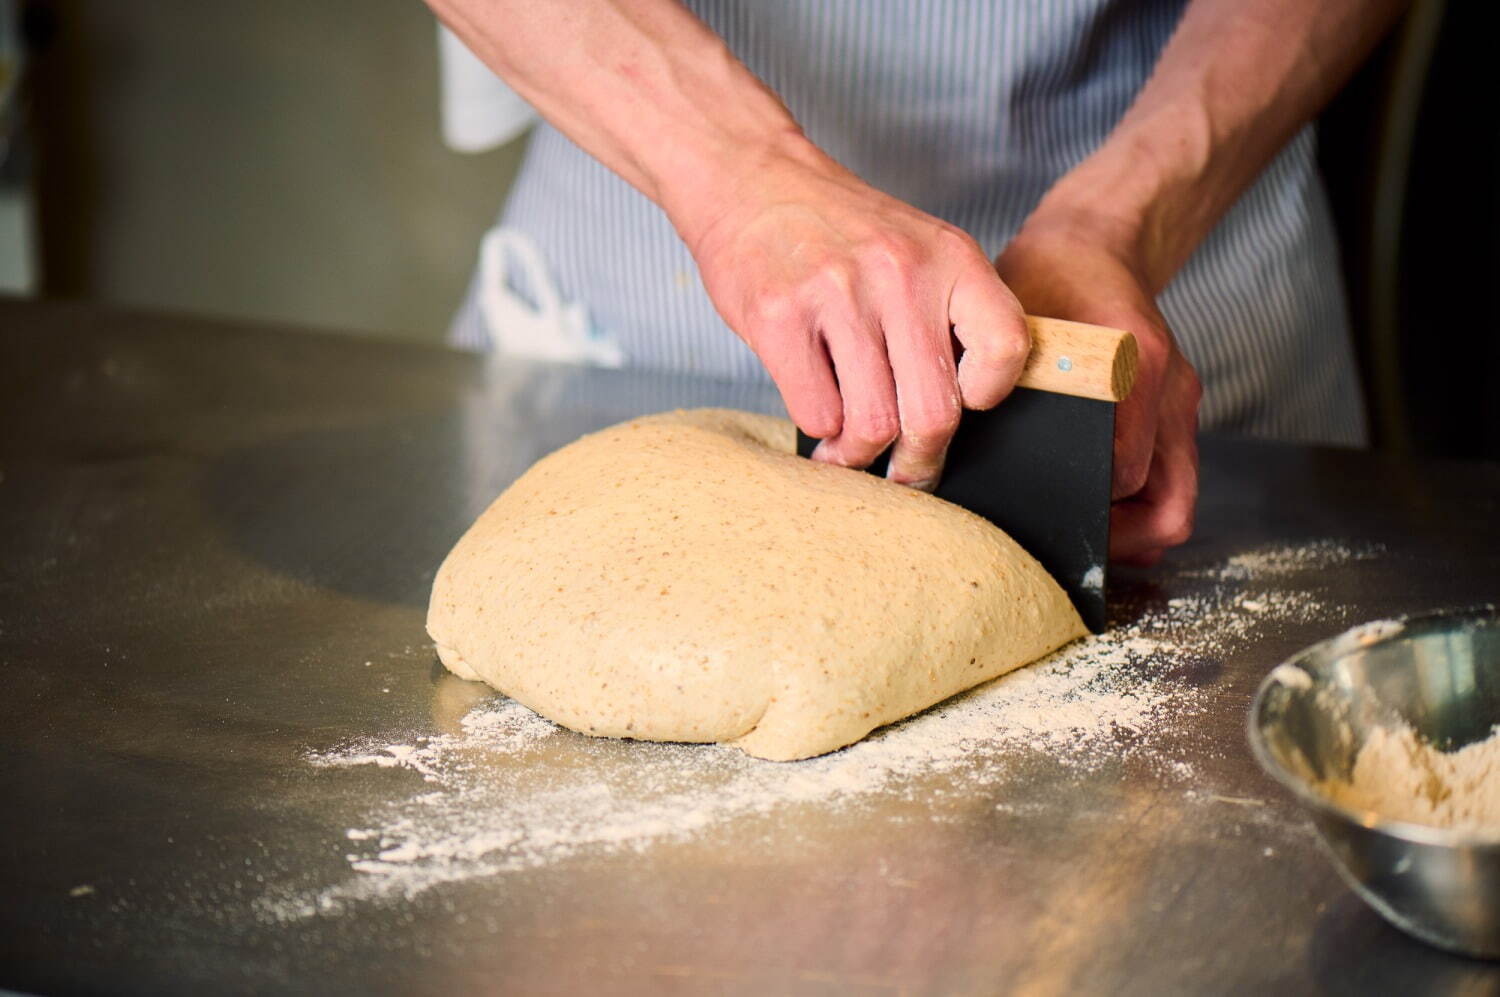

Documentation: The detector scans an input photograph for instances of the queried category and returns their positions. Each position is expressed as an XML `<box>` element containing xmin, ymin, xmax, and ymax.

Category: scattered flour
<box><xmin>260</xmin><ymin>540</ymin><xmax>1374</xmax><ymax>920</ymax></box>
<box><xmin>1317</xmin><ymin>722</ymin><xmax>1500</xmax><ymax>833</ymax></box>
<box><xmin>1188</xmin><ymin>539</ymin><xmax>1382</xmax><ymax>583</ymax></box>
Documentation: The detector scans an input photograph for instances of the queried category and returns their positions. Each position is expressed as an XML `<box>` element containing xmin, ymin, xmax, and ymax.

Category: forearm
<box><xmin>427</xmin><ymin>0</ymin><xmax>813</xmax><ymax>242</ymax></box>
<box><xmin>1030</xmin><ymin>0</ymin><xmax>1408</xmax><ymax>291</ymax></box>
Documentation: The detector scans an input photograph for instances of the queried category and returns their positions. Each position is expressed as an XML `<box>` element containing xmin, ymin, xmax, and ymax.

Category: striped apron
<box><xmin>447</xmin><ymin>0</ymin><xmax>1368</xmax><ymax>447</ymax></box>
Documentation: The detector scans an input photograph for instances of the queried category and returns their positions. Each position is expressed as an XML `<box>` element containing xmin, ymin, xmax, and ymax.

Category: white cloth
<box><xmin>436</xmin><ymin>24</ymin><xmax>536</xmax><ymax>153</ymax></box>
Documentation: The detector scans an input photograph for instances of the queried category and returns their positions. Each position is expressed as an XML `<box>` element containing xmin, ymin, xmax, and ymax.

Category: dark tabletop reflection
<box><xmin>1311</xmin><ymin>891</ymin><xmax>1500</xmax><ymax>995</ymax></box>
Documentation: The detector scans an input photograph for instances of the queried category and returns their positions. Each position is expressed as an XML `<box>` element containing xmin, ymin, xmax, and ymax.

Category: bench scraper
<box><xmin>797</xmin><ymin>316</ymin><xmax>1137</xmax><ymax>633</ymax></box>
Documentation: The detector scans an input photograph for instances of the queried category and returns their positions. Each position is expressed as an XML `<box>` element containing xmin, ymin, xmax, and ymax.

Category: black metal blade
<box><xmin>797</xmin><ymin>388</ymin><xmax>1113</xmax><ymax>631</ymax></box>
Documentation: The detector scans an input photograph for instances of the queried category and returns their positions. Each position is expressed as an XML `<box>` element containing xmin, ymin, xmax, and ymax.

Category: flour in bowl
<box><xmin>1317</xmin><ymin>722</ymin><xmax>1500</xmax><ymax>833</ymax></box>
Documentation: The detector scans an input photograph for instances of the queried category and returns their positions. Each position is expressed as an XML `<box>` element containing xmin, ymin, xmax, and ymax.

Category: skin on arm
<box><xmin>999</xmin><ymin>0</ymin><xmax>1407</xmax><ymax>563</ymax></box>
<box><xmin>426</xmin><ymin>0</ymin><xmax>1031</xmax><ymax>488</ymax></box>
<box><xmin>431</xmin><ymin>0</ymin><xmax>1404</xmax><ymax>563</ymax></box>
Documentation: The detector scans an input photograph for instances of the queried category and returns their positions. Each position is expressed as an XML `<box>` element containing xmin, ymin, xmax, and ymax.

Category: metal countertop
<box><xmin>2</xmin><ymin>298</ymin><xmax>1498</xmax><ymax>995</ymax></box>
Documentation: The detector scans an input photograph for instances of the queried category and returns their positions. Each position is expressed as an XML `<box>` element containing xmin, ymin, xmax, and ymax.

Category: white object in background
<box><xmin>478</xmin><ymin>228</ymin><xmax>625</xmax><ymax>367</ymax></box>
<box><xmin>436</xmin><ymin>24</ymin><xmax>539</xmax><ymax>153</ymax></box>
<box><xmin>0</xmin><ymin>0</ymin><xmax>36</xmax><ymax>295</ymax></box>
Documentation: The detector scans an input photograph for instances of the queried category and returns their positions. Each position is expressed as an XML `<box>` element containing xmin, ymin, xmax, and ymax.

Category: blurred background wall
<box><xmin>18</xmin><ymin>0</ymin><xmax>526</xmax><ymax>343</ymax></box>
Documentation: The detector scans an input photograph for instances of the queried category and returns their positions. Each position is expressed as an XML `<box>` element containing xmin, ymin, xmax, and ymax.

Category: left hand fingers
<box><xmin>1110</xmin><ymin>332</ymin><xmax>1166</xmax><ymax>501</ymax></box>
<box><xmin>993</xmin><ymin>224</ymin><xmax>1203</xmax><ymax>562</ymax></box>
<box><xmin>1109</xmin><ymin>387</ymin><xmax>1200</xmax><ymax>563</ymax></box>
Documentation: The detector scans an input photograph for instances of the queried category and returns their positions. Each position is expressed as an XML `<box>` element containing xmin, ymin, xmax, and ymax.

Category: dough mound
<box><xmin>427</xmin><ymin>409</ymin><xmax>1085</xmax><ymax>760</ymax></box>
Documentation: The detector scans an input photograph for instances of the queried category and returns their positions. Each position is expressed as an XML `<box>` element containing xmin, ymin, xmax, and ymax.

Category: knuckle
<box><xmin>811</xmin><ymin>260</ymin><xmax>859</xmax><ymax>300</ymax></box>
<box><xmin>1118</xmin><ymin>459</ymin><xmax>1150</xmax><ymax>497</ymax></box>
<box><xmin>1132</xmin><ymin>328</ymin><xmax>1173</xmax><ymax>369</ymax></box>
<box><xmin>794</xmin><ymin>405</ymin><xmax>842</xmax><ymax>440</ymax></box>
<box><xmin>905</xmin><ymin>401</ymin><xmax>961</xmax><ymax>444</ymax></box>
<box><xmin>748</xmin><ymin>292</ymin><xmax>799</xmax><ymax>330</ymax></box>
<box><xmin>1184</xmin><ymin>370</ymin><xmax>1204</xmax><ymax>406</ymax></box>
<box><xmin>865</xmin><ymin>231</ymin><xmax>922</xmax><ymax>269</ymax></box>
<box><xmin>935</xmin><ymin>223</ymin><xmax>980</xmax><ymax>257</ymax></box>
<box><xmin>1160</xmin><ymin>509</ymin><xmax>1195</xmax><ymax>548</ymax></box>
<box><xmin>996</xmin><ymin>325</ymin><xmax>1031</xmax><ymax>365</ymax></box>
<box><xmin>848</xmin><ymin>408</ymin><xmax>901</xmax><ymax>448</ymax></box>
<box><xmin>859</xmin><ymin>235</ymin><xmax>924</xmax><ymax>294</ymax></box>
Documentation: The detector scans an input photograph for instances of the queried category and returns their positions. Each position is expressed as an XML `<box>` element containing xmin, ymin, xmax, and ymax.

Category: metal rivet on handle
<box><xmin>1057</xmin><ymin>356</ymin><xmax>1073</xmax><ymax>372</ymax></box>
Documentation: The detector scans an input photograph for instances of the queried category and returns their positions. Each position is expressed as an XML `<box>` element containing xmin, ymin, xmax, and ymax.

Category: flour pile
<box><xmin>1318</xmin><ymin>722</ymin><xmax>1500</xmax><ymax>833</ymax></box>
<box><xmin>262</xmin><ymin>540</ymin><xmax>1375</xmax><ymax>920</ymax></box>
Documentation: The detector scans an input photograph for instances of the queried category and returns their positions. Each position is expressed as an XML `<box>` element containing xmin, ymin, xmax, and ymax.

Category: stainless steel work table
<box><xmin>2</xmin><ymin>298</ymin><xmax>1498</xmax><ymax>995</ymax></box>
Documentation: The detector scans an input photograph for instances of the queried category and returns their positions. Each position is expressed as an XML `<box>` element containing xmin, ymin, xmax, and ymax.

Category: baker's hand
<box><xmin>994</xmin><ymin>219</ymin><xmax>1202</xmax><ymax>565</ymax></box>
<box><xmin>679</xmin><ymin>145</ymin><xmax>1030</xmax><ymax>489</ymax></box>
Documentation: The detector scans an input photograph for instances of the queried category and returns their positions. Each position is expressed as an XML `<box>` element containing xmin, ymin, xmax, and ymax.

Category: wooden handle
<box><xmin>1015</xmin><ymin>316</ymin><xmax>1138</xmax><ymax>402</ymax></box>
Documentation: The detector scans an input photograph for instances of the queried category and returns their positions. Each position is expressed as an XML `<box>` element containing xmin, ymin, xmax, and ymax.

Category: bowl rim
<box><xmin>1247</xmin><ymin>605</ymin><xmax>1500</xmax><ymax>848</ymax></box>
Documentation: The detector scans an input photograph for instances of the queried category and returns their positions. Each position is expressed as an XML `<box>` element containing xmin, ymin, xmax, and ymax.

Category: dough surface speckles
<box><xmin>426</xmin><ymin>408</ymin><xmax>1085</xmax><ymax>760</ymax></box>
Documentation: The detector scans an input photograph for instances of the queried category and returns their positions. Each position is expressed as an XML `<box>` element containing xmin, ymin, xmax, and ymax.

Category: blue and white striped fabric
<box><xmin>447</xmin><ymin>0</ymin><xmax>1367</xmax><ymax>447</ymax></box>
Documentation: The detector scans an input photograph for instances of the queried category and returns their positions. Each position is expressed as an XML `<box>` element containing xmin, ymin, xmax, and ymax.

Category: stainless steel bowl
<box><xmin>1249</xmin><ymin>607</ymin><xmax>1500</xmax><ymax>960</ymax></box>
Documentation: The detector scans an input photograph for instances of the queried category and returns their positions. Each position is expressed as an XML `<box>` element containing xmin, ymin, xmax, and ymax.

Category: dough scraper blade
<box><xmin>797</xmin><ymin>316</ymin><xmax>1136</xmax><ymax>633</ymax></box>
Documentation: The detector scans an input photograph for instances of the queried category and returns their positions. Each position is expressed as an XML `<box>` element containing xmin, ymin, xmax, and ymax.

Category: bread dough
<box><xmin>426</xmin><ymin>409</ymin><xmax>1085</xmax><ymax>760</ymax></box>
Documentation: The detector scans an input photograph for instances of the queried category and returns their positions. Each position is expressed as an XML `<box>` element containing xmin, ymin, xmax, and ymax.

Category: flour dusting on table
<box><xmin>259</xmin><ymin>540</ymin><xmax>1374</xmax><ymax>920</ymax></box>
